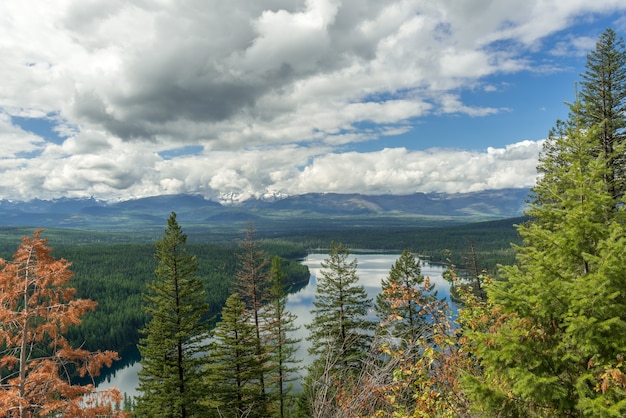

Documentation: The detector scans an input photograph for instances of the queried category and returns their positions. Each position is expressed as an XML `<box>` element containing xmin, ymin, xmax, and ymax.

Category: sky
<box><xmin>1</xmin><ymin>1</ymin><xmax>626</xmax><ymax>204</ymax></box>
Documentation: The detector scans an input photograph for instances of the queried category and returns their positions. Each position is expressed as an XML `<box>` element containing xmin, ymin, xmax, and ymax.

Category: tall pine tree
<box><xmin>302</xmin><ymin>243</ymin><xmax>374</xmax><ymax>416</ymax></box>
<box><xmin>462</xmin><ymin>103</ymin><xmax>626</xmax><ymax>416</ymax></box>
<box><xmin>306</xmin><ymin>242</ymin><xmax>373</xmax><ymax>367</ymax></box>
<box><xmin>580</xmin><ymin>27</ymin><xmax>626</xmax><ymax>199</ymax></box>
<box><xmin>136</xmin><ymin>212</ymin><xmax>211</xmax><ymax>418</ymax></box>
<box><xmin>262</xmin><ymin>257</ymin><xmax>301</xmax><ymax>418</ymax></box>
<box><xmin>233</xmin><ymin>223</ymin><xmax>271</xmax><ymax>415</ymax></box>
<box><xmin>205</xmin><ymin>293</ymin><xmax>265</xmax><ymax>418</ymax></box>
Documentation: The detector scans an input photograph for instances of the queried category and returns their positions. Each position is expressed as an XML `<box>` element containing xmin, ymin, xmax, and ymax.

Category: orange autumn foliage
<box><xmin>0</xmin><ymin>230</ymin><xmax>128</xmax><ymax>418</ymax></box>
<box><xmin>335</xmin><ymin>276</ymin><xmax>474</xmax><ymax>418</ymax></box>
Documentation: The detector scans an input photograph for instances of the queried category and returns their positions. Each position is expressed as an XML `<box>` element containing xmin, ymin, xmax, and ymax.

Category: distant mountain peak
<box><xmin>0</xmin><ymin>188</ymin><xmax>530</xmax><ymax>230</ymax></box>
<box><xmin>218</xmin><ymin>190</ymin><xmax>289</xmax><ymax>205</ymax></box>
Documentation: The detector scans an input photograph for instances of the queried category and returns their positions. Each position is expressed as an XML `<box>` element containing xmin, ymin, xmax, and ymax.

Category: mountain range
<box><xmin>0</xmin><ymin>188</ymin><xmax>530</xmax><ymax>233</ymax></box>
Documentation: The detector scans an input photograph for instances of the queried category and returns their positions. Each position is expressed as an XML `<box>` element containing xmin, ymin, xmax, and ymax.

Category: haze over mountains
<box><xmin>0</xmin><ymin>188</ymin><xmax>529</xmax><ymax>232</ymax></box>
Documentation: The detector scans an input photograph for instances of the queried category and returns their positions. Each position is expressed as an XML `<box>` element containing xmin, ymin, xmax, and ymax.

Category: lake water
<box><xmin>96</xmin><ymin>252</ymin><xmax>451</xmax><ymax>398</ymax></box>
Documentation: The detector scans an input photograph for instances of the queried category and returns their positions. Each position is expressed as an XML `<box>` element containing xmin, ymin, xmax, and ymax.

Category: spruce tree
<box><xmin>375</xmin><ymin>249</ymin><xmax>435</xmax><ymax>344</ymax></box>
<box><xmin>135</xmin><ymin>212</ymin><xmax>211</xmax><ymax>418</ymax></box>
<box><xmin>302</xmin><ymin>243</ymin><xmax>374</xmax><ymax>416</ymax></box>
<box><xmin>262</xmin><ymin>256</ymin><xmax>301</xmax><ymax>418</ymax></box>
<box><xmin>580</xmin><ymin>27</ymin><xmax>626</xmax><ymax>199</ymax></box>
<box><xmin>462</xmin><ymin>105</ymin><xmax>626</xmax><ymax>416</ymax></box>
<box><xmin>233</xmin><ymin>223</ymin><xmax>270</xmax><ymax>414</ymax></box>
<box><xmin>363</xmin><ymin>249</ymin><xmax>459</xmax><ymax>417</ymax></box>
<box><xmin>306</xmin><ymin>242</ymin><xmax>374</xmax><ymax>369</ymax></box>
<box><xmin>206</xmin><ymin>293</ymin><xmax>265</xmax><ymax>418</ymax></box>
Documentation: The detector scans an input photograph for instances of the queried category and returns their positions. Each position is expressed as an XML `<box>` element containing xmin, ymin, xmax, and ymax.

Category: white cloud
<box><xmin>0</xmin><ymin>134</ymin><xmax>543</xmax><ymax>203</ymax></box>
<box><xmin>437</xmin><ymin>94</ymin><xmax>503</xmax><ymax>117</ymax></box>
<box><xmin>551</xmin><ymin>35</ymin><xmax>599</xmax><ymax>57</ymax></box>
<box><xmin>0</xmin><ymin>0</ymin><xmax>623</xmax><ymax>201</ymax></box>
<box><xmin>0</xmin><ymin>112</ymin><xmax>46</xmax><ymax>157</ymax></box>
<box><xmin>280</xmin><ymin>141</ymin><xmax>543</xmax><ymax>197</ymax></box>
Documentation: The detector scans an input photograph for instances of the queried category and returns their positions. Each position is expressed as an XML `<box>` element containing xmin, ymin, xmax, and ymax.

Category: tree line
<box><xmin>0</xmin><ymin>217</ymin><xmax>518</xmax><ymax>356</ymax></box>
<box><xmin>132</xmin><ymin>212</ymin><xmax>454</xmax><ymax>417</ymax></box>
<box><xmin>57</xmin><ymin>241</ymin><xmax>308</xmax><ymax>354</ymax></box>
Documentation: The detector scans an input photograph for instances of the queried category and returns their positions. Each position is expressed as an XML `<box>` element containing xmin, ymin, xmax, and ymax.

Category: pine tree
<box><xmin>0</xmin><ymin>230</ymin><xmax>124</xmax><ymax>418</ymax></box>
<box><xmin>232</xmin><ymin>223</ymin><xmax>271</xmax><ymax>415</ymax></box>
<box><xmin>580</xmin><ymin>27</ymin><xmax>626</xmax><ymax>199</ymax></box>
<box><xmin>302</xmin><ymin>243</ymin><xmax>374</xmax><ymax>417</ymax></box>
<box><xmin>206</xmin><ymin>293</ymin><xmax>265</xmax><ymax>418</ymax></box>
<box><xmin>235</xmin><ymin>224</ymin><xmax>270</xmax><ymax>319</ymax></box>
<box><xmin>459</xmin><ymin>239</ymin><xmax>488</xmax><ymax>301</ymax></box>
<box><xmin>135</xmin><ymin>212</ymin><xmax>211</xmax><ymax>418</ymax></box>
<box><xmin>462</xmin><ymin>105</ymin><xmax>626</xmax><ymax>416</ymax></box>
<box><xmin>306</xmin><ymin>243</ymin><xmax>373</xmax><ymax>368</ymax></box>
<box><xmin>335</xmin><ymin>251</ymin><xmax>465</xmax><ymax>417</ymax></box>
<box><xmin>375</xmin><ymin>249</ymin><xmax>436</xmax><ymax>344</ymax></box>
<box><xmin>262</xmin><ymin>256</ymin><xmax>301</xmax><ymax>418</ymax></box>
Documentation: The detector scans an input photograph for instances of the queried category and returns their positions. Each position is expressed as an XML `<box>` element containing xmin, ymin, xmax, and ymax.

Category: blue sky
<box><xmin>1</xmin><ymin>1</ymin><xmax>625</xmax><ymax>203</ymax></box>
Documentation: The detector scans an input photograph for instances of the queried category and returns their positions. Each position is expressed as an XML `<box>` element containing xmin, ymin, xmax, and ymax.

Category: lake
<box><xmin>95</xmin><ymin>252</ymin><xmax>451</xmax><ymax>398</ymax></box>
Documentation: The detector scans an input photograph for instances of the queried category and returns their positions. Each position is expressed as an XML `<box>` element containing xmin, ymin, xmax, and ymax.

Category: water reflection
<box><xmin>97</xmin><ymin>252</ymin><xmax>451</xmax><ymax>398</ymax></box>
<box><xmin>97</xmin><ymin>357</ymin><xmax>142</xmax><ymax>398</ymax></box>
<box><xmin>287</xmin><ymin>252</ymin><xmax>451</xmax><ymax>371</ymax></box>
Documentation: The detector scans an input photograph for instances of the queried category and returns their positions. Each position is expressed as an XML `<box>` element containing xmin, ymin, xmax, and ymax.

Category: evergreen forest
<box><xmin>0</xmin><ymin>28</ymin><xmax>625</xmax><ymax>417</ymax></box>
<box><xmin>0</xmin><ymin>216</ymin><xmax>521</xmax><ymax>357</ymax></box>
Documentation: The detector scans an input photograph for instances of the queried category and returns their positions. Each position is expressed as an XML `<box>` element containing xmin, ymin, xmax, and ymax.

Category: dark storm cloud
<box><xmin>61</xmin><ymin>0</ymin><xmax>400</xmax><ymax>143</ymax></box>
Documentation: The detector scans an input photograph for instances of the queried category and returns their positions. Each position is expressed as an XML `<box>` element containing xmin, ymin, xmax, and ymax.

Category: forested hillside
<box><xmin>0</xmin><ymin>236</ymin><xmax>309</xmax><ymax>354</ymax></box>
<box><xmin>0</xmin><ymin>215</ymin><xmax>518</xmax><ymax>355</ymax></box>
<box><xmin>273</xmin><ymin>216</ymin><xmax>523</xmax><ymax>271</ymax></box>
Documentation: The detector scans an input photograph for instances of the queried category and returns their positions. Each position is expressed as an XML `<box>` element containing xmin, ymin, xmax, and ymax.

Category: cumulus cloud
<box><xmin>0</xmin><ymin>0</ymin><xmax>623</xmax><ymax>201</ymax></box>
<box><xmin>0</xmin><ymin>138</ymin><xmax>543</xmax><ymax>203</ymax></box>
<box><xmin>279</xmin><ymin>141</ymin><xmax>543</xmax><ymax>197</ymax></box>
